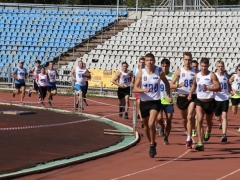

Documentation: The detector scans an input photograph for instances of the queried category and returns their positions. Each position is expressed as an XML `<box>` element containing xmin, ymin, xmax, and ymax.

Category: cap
<box><xmin>35</xmin><ymin>60</ymin><xmax>41</xmax><ymax>63</ymax></box>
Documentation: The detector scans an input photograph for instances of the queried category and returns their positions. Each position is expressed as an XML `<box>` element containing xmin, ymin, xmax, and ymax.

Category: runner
<box><xmin>46</xmin><ymin>61</ymin><xmax>59</xmax><ymax>106</ymax></box>
<box><xmin>214</xmin><ymin>60</ymin><xmax>230</xmax><ymax>142</ymax></box>
<box><xmin>229</xmin><ymin>63</ymin><xmax>240</xmax><ymax>132</ymax></box>
<box><xmin>112</xmin><ymin>62</ymin><xmax>134</xmax><ymax>119</ymax></box>
<box><xmin>11</xmin><ymin>60</ymin><xmax>28</xmax><ymax>104</ymax></box>
<box><xmin>188</xmin><ymin>58</ymin><xmax>221</xmax><ymax>151</ymax></box>
<box><xmin>71</xmin><ymin>60</ymin><xmax>91</xmax><ymax>110</ymax></box>
<box><xmin>170</xmin><ymin>52</ymin><xmax>197</xmax><ymax>149</ymax></box>
<box><xmin>35</xmin><ymin>67</ymin><xmax>49</xmax><ymax>107</ymax></box>
<box><xmin>156</xmin><ymin>59</ymin><xmax>175</xmax><ymax>145</ymax></box>
<box><xmin>134</xmin><ymin>53</ymin><xmax>171</xmax><ymax>158</ymax></box>
<box><xmin>28</xmin><ymin>60</ymin><xmax>41</xmax><ymax>98</ymax></box>
<box><xmin>133</xmin><ymin>57</ymin><xmax>145</xmax><ymax>127</ymax></box>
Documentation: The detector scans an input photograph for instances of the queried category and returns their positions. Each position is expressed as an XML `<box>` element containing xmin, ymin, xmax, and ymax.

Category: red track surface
<box><xmin>0</xmin><ymin>92</ymin><xmax>239</xmax><ymax>180</ymax></box>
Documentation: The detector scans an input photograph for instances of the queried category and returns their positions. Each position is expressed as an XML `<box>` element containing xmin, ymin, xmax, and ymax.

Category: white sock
<box><xmin>187</xmin><ymin>135</ymin><xmax>191</xmax><ymax>141</ymax></box>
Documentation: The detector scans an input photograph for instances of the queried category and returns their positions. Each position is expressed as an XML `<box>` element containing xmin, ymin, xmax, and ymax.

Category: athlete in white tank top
<box><xmin>75</xmin><ymin>66</ymin><xmax>87</xmax><ymax>86</ymax></box>
<box><xmin>196</xmin><ymin>72</ymin><xmax>215</xmax><ymax>99</ymax></box>
<box><xmin>178</xmin><ymin>67</ymin><xmax>196</xmax><ymax>94</ymax></box>
<box><xmin>140</xmin><ymin>67</ymin><xmax>161</xmax><ymax>101</ymax></box>
<box><xmin>215</xmin><ymin>72</ymin><xmax>229</xmax><ymax>101</ymax></box>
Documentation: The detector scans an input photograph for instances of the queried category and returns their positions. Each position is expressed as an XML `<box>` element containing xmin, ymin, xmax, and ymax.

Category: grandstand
<box><xmin>0</xmin><ymin>5</ymin><xmax>128</xmax><ymax>79</ymax></box>
<box><xmin>77</xmin><ymin>10</ymin><xmax>240</xmax><ymax>73</ymax></box>
<box><xmin>0</xmin><ymin>4</ymin><xmax>240</xmax><ymax>83</ymax></box>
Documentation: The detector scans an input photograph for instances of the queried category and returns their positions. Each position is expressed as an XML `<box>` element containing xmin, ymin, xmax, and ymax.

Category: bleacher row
<box><xmin>75</xmin><ymin>10</ymin><xmax>240</xmax><ymax>73</ymax></box>
<box><xmin>0</xmin><ymin>8</ymin><xmax>128</xmax><ymax>78</ymax></box>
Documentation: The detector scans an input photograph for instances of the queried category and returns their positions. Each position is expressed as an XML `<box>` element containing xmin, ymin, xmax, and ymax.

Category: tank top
<box><xmin>215</xmin><ymin>72</ymin><xmax>229</xmax><ymax>101</ymax></box>
<box><xmin>118</xmin><ymin>70</ymin><xmax>131</xmax><ymax>87</ymax></box>
<box><xmin>178</xmin><ymin>67</ymin><xmax>196</xmax><ymax>94</ymax></box>
<box><xmin>160</xmin><ymin>72</ymin><xmax>174</xmax><ymax>104</ymax></box>
<box><xmin>33</xmin><ymin>66</ymin><xmax>41</xmax><ymax>79</ymax></box>
<box><xmin>38</xmin><ymin>74</ymin><xmax>48</xmax><ymax>87</ymax></box>
<box><xmin>231</xmin><ymin>74</ymin><xmax>240</xmax><ymax>98</ymax></box>
<box><xmin>16</xmin><ymin>67</ymin><xmax>27</xmax><ymax>80</ymax></box>
<box><xmin>140</xmin><ymin>66</ymin><xmax>161</xmax><ymax>101</ymax></box>
<box><xmin>75</xmin><ymin>66</ymin><xmax>87</xmax><ymax>86</ymax></box>
<box><xmin>196</xmin><ymin>71</ymin><xmax>215</xmax><ymax>99</ymax></box>
<box><xmin>47</xmin><ymin>69</ymin><xmax>57</xmax><ymax>83</ymax></box>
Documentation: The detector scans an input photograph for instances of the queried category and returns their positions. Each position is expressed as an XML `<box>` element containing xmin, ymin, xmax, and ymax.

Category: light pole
<box><xmin>136</xmin><ymin>0</ymin><xmax>139</xmax><ymax>21</ymax></box>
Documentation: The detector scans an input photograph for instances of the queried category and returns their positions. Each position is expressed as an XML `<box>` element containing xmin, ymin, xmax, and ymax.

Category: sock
<box><xmin>187</xmin><ymin>135</ymin><xmax>191</xmax><ymax>141</ymax></box>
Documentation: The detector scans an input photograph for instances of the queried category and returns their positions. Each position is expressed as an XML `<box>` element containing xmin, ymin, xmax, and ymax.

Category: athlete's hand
<box><xmin>187</xmin><ymin>94</ymin><xmax>192</xmax><ymax>101</ymax></box>
<box><xmin>167</xmin><ymin>97</ymin><xmax>172</xmax><ymax>103</ymax></box>
<box><xmin>178</xmin><ymin>82</ymin><xmax>184</xmax><ymax>88</ymax></box>
<box><xmin>232</xmin><ymin>89</ymin><xmax>239</xmax><ymax>94</ymax></box>
<box><xmin>143</xmin><ymin>87</ymin><xmax>150</xmax><ymax>92</ymax></box>
<box><xmin>200</xmin><ymin>85</ymin><xmax>208</xmax><ymax>91</ymax></box>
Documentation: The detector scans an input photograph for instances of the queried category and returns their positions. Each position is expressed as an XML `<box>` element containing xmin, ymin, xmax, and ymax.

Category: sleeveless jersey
<box><xmin>140</xmin><ymin>67</ymin><xmax>161</xmax><ymax>101</ymax></box>
<box><xmin>160</xmin><ymin>72</ymin><xmax>174</xmax><ymax>105</ymax></box>
<box><xmin>215</xmin><ymin>72</ymin><xmax>229</xmax><ymax>101</ymax></box>
<box><xmin>196</xmin><ymin>72</ymin><xmax>215</xmax><ymax>99</ymax></box>
<box><xmin>14</xmin><ymin>67</ymin><xmax>27</xmax><ymax>84</ymax></box>
<box><xmin>118</xmin><ymin>70</ymin><xmax>131</xmax><ymax>87</ymax></box>
<box><xmin>231</xmin><ymin>74</ymin><xmax>240</xmax><ymax>98</ymax></box>
<box><xmin>178</xmin><ymin>67</ymin><xmax>195</xmax><ymax>94</ymax></box>
<box><xmin>47</xmin><ymin>69</ymin><xmax>57</xmax><ymax>83</ymax></box>
<box><xmin>33</xmin><ymin>66</ymin><xmax>41</xmax><ymax>79</ymax></box>
<box><xmin>75</xmin><ymin>66</ymin><xmax>87</xmax><ymax>86</ymax></box>
<box><xmin>38</xmin><ymin>74</ymin><xmax>48</xmax><ymax>87</ymax></box>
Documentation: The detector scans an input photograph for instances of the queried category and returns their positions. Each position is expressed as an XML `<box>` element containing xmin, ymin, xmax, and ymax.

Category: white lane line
<box><xmin>110</xmin><ymin>127</ymin><xmax>192</xmax><ymax>180</ymax></box>
<box><xmin>216</xmin><ymin>168</ymin><xmax>240</xmax><ymax>180</ymax></box>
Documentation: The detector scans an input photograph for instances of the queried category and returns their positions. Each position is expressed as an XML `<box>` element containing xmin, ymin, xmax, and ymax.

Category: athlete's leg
<box><xmin>148</xmin><ymin>109</ymin><xmax>158</xmax><ymax>145</ymax></box>
<box><xmin>20</xmin><ymin>85</ymin><xmax>26</xmax><ymax>102</ymax></box>
<box><xmin>221</xmin><ymin>112</ymin><xmax>228</xmax><ymax>135</ymax></box>
<box><xmin>180</xmin><ymin>109</ymin><xmax>188</xmax><ymax>131</ymax></box>
<box><xmin>165</xmin><ymin>112</ymin><xmax>173</xmax><ymax>139</ymax></box>
<box><xmin>196</xmin><ymin>105</ymin><xmax>205</xmax><ymax>144</ymax></box>
<box><xmin>187</xmin><ymin>102</ymin><xmax>195</xmax><ymax>138</ymax></box>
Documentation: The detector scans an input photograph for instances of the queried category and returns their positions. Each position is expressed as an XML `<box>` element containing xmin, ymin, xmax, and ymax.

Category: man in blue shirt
<box><xmin>11</xmin><ymin>60</ymin><xmax>28</xmax><ymax>104</ymax></box>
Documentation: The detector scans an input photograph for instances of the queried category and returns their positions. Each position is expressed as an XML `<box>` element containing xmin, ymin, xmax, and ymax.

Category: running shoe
<box><xmin>186</xmin><ymin>139</ymin><xmax>192</xmax><ymax>149</ymax></box>
<box><xmin>12</xmin><ymin>91</ymin><xmax>15</xmax><ymax>98</ymax></box>
<box><xmin>124</xmin><ymin>112</ymin><xmax>129</xmax><ymax>119</ymax></box>
<box><xmin>192</xmin><ymin>129</ymin><xmax>197</xmax><ymax>137</ymax></box>
<box><xmin>84</xmin><ymin>102</ymin><xmax>89</xmax><ymax>106</ymax></box>
<box><xmin>137</xmin><ymin>114</ymin><xmax>140</xmax><ymax>119</ymax></box>
<box><xmin>220</xmin><ymin>134</ymin><xmax>227</xmax><ymax>142</ymax></box>
<box><xmin>28</xmin><ymin>89</ymin><xmax>32</xmax><ymax>97</ymax></box>
<box><xmin>159</xmin><ymin>127</ymin><xmax>164</xmax><ymax>137</ymax></box>
<box><xmin>195</xmin><ymin>142</ymin><xmax>204</xmax><ymax>151</ymax></box>
<box><xmin>204</xmin><ymin>131</ymin><xmax>211</xmax><ymax>142</ymax></box>
<box><xmin>164</xmin><ymin>138</ymin><xmax>169</xmax><ymax>145</ymax></box>
<box><xmin>119</xmin><ymin>113</ymin><xmax>122</xmax><ymax>118</ymax></box>
<box><xmin>38</xmin><ymin>98</ymin><xmax>43</xmax><ymax>103</ymax></box>
<box><xmin>149</xmin><ymin>143</ymin><xmax>157</xmax><ymax>158</ymax></box>
<box><xmin>238</xmin><ymin>128</ymin><xmax>240</xmax><ymax>132</ymax></box>
<box><xmin>48</xmin><ymin>101</ymin><xmax>52</xmax><ymax>107</ymax></box>
<box><xmin>219</xmin><ymin>124</ymin><xmax>222</xmax><ymax>130</ymax></box>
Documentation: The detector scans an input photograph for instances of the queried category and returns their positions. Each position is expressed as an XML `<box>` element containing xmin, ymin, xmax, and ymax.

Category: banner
<box><xmin>88</xmin><ymin>69</ymin><xmax>118</xmax><ymax>88</ymax></box>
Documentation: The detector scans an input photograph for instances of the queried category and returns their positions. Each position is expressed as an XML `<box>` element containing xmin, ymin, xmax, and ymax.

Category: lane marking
<box><xmin>110</xmin><ymin>127</ymin><xmax>192</xmax><ymax>180</ymax></box>
<box><xmin>216</xmin><ymin>168</ymin><xmax>240</xmax><ymax>180</ymax></box>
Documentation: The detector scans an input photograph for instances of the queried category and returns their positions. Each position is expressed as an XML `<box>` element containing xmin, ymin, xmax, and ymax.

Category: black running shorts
<box><xmin>215</xmin><ymin>100</ymin><xmax>229</xmax><ymax>116</ymax></box>
<box><xmin>176</xmin><ymin>94</ymin><xmax>197</xmax><ymax>110</ymax></box>
<box><xmin>231</xmin><ymin>98</ymin><xmax>240</xmax><ymax>106</ymax></box>
<box><xmin>140</xmin><ymin>100</ymin><xmax>161</xmax><ymax>118</ymax></box>
<box><xmin>117</xmin><ymin>87</ymin><xmax>130</xmax><ymax>100</ymax></box>
<box><xmin>195</xmin><ymin>98</ymin><xmax>215</xmax><ymax>115</ymax></box>
<box><xmin>15</xmin><ymin>83</ymin><xmax>25</xmax><ymax>89</ymax></box>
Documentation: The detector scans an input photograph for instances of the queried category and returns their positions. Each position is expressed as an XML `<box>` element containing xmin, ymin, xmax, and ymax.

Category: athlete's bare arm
<box><xmin>160</xmin><ymin>70</ymin><xmax>172</xmax><ymax>103</ymax></box>
<box><xmin>229</xmin><ymin>74</ymin><xmax>235</xmax><ymax>84</ymax></box>
<box><xmin>188</xmin><ymin>74</ymin><xmax>197</xmax><ymax>100</ymax></box>
<box><xmin>112</xmin><ymin>71</ymin><xmax>124</xmax><ymax>88</ymax></box>
<box><xmin>203</xmin><ymin>73</ymin><xmax>221</xmax><ymax>92</ymax></box>
<box><xmin>170</xmin><ymin>68</ymin><xmax>181</xmax><ymax>89</ymax></box>
<box><xmin>71</xmin><ymin>67</ymin><xmax>76</xmax><ymax>81</ymax></box>
<box><xmin>133</xmin><ymin>70</ymin><xmax>149</xmax><ymax>93</ymax></box>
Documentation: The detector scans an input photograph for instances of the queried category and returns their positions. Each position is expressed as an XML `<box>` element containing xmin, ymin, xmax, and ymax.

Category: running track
<box><xmin>0</xmin><ymin>92</ymin><xmax>239</xmax><ymax>180</ymax></box>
